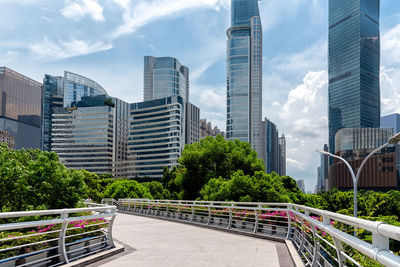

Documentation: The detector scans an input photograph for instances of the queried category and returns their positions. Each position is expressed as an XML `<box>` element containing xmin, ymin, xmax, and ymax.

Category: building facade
<box><xmin>143</xmin><ymin>56</ymin><xmax>189</xmax><ymax>103</ymax></box>
<box><xmin>381</xmin><ymin>113</ymin><xmax>400</xmax><ymax>133</ymax></box>
<box><xmin>261</xmin><ymin>118</ymin><xmax>279</xmax><ymax>174</ymax></box>
<box><xmin>0</xmin><ymin>67</ymin><xmax>42</xmax><ymax>149</ymax></box>
<box><xmin>328</xmin><ymin>0</ymin><xmax>381</xmax><ymax>156</ymax></box>
<box><xmin>42</xmin><ymin>71</ymin><xmax>108</xmax><ymax>151</ymax></box>
<box><xmin>128</xmin><ymin>96</ymin><xmax>185</xmax><ymax>179</ymax></box>
<box><xmin>278</xmin><ymin>134</ymin><xmax>286</xmax><ymax>176</ymax></box>
<box><xmin>226</xmin><ymin>0</ymin><xmax>263</xmax><ymax>157</ymax></box>
<box><xmin>297</xmin><ymin>179</ymin><xmax>306</xmax><ymax>193</ymax></box>
<box><xmin>0</xmin><ymin>130</ymin><xmax>14</xmax><ymax>149</ymax></box>
<box><xmin>330</xmin><ymin>128</ymin><xmax>399</xmax><ymax>190</ymax></box>
<box><xmin>200</xmin><ymin>119</ymin><xmax>226</xmax><ymax>139</ymax></box>
<box><xmin>185</xmin><ymin>102</ymin><xmax>200</xmax><ymax>144</ymax></box>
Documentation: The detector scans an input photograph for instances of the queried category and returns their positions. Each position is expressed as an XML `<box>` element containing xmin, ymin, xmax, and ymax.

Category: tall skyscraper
<box><xmin>261</xmin><ymin>118</ymin><xmax>279</xmax><ymax>174</ymax></box>
<box><xmin>0</xmin><ymin>67</ymin><xmax>42</xmax><ymax>149</ymax></box>
<box><xmin>42</xmin><ymin>71</ymin><xmax>108</xmax><ymax>151</ymax></box>
<box><xmin>278</xmin><ymin>134</ymin><xmax>286</xmax><ymax>176</ymax></box>
<box><xmin>226</xmin><ymin>0</ymin><xmax>263</xmax><ymax>157</ymax></box>
<box><xmin>143</xmin><ymin>56</ymin><xmax>189</xmax><ymax>102</ymax></box>
<box><xmin>328</xmin><ymin>0</ymin><xmax>381</xmax><ymax>156</ymax></box>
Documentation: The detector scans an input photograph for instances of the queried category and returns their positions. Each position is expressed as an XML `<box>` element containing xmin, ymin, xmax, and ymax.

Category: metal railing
<box><xmin>0</xmin><ymin>204</ymin><xmax>117</xmax><ymax>266</ymax></box>
<box><xmin>116</xmin><ymin>199</ymin><xmax>400</xmax><ymax>267</ymax></box>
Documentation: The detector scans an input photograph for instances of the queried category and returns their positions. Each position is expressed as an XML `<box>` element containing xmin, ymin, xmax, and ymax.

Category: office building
<box><xmin>261</xmin><ymin>118</ymin><xmax>279</xmax><ymax>174</ymax></box>
<box><xmin>278</xmin><ymin>134</ymin><xmax>286</xmax><ymax>176</ymax></box>
<box><xmin>128</xmin><ymin>96</ymin><xmax>185</xmax><ymax>179</ymax></box>
<box><xmin>143</xmin><ymin>56</ymin><xmax>189</xmax><ymax>102</ymax></box>
<box><xmin>226</xmin><ymin>0</ymin><xmax>263</xmax><ymax>157</ymax></box>
<box><xmin>185</xmin><ymin>102</ymin><xmax>200</xmax><ymax>144</ymax></box>
<box><xmin>315</xmin><ymin>167</ymin><xmax>323</xmax><ymax>193</ymax></box>
<box><xmin>0</xmin><ymin>67</ymin><xmax>42</xmax><ymax>149</ymax></box>
<box><xmin>317</xmin><ymin>144</ymin><xmax>330</xmax><ymax>192</ymax></box>
<box><xmin>0</xmin><ymin>130</ymin><xmax>14</xmax><ymax>149</ymax></box>
<box><xmin>297</xmin><ymin>179</ymin><xmax>306</xmax><ymax>193</ymax></box>
<box><xmin>51</xmin><ymin>95</ymin><xmax>129</xmax><ymax>176</ymax></box>
<box><xmin>200</xmin><ymin>119</ymin><xmax>226</xmax><ymax>139</ymax></box>
<box><xmin>330</xmin><ymin>128</ymin><xmax>399</xmax><ymax>190</ymax></box>
<box><xmin>328</xmin><ymin>0</ymin><xmax>381</xmax><ymax>156</ymax></box>
<box><xmin>42</xmin><ymin>71</ymin><xmax>108</xmax><ymax>151</ymax></box>
<box><xmin>381</xmin><ymin>113</ymin><xmax>400</xmax><ymax>133</ymax></box>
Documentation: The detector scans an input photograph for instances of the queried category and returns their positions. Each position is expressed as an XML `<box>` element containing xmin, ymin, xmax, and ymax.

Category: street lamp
<box><xmin>316</xmin><ymin>132</ymin><xmax>400</xmax><ymax>218</ymax></box>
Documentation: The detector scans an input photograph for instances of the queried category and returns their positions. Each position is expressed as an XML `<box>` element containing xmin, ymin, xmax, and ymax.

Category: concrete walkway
<box><xmin>94</xmin><ymin>213</ymin><xmax>295</xmax><ymax>267</ymax></box>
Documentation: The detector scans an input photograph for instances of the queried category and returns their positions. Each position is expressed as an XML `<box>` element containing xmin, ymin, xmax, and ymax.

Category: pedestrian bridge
<box><xmin>1</xmin><ymin>199</ymin><xmax>400</xmax><ymax>267</ymax></box>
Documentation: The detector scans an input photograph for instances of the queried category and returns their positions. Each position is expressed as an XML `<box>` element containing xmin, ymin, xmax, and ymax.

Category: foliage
<box><xmin>142</xmin><ymin>181</ymin><xmax>171</xmax><ymax>199</ymax></box>
<box><xmin>0</xmin><ymin>144</ymin><xmax>87</xmax><ymax>212</ymax></box>
<box><xmin>102</xmin><ymin>180</ymin><xmax>152</xmax><ymax>199</ymax></box>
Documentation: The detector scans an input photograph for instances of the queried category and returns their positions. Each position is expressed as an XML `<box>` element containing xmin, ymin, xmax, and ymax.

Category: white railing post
<box><xmin>207</xmin><ymin>206</ymin><xmax>211</xmax><ymax>225</ymax></box>
<box><xmin>165</xmin><ymin>202</ymin><xmax>169</xmax><ymax>218</ymax></box>
<box><xmin>191</xmin><ymin>202</ymin><xmax>195</xmax><ymax>222</ymax></box>
<box><xmin>311</xmin><ymin>225</ymin><xmax>320</xmax><ymax>267</ymax></box>
<box><xmin>228</xmin><ymin>207</ymin><xmax>233</xmax><ymax>229</ymax></box>
<box><xmin>372</xmin><ymin>230</ymin><xmax>390</xmax><ymax>251</ymax></box>
<box><xmin>253</xmin><ymin>209</ymin><xmax>259</xmax><ymax>234</ymax></box>
<box><xmin>58</xmin><ymin>211</ymin><xmax>69</xmax><ymax>264</ymax></box>
<box><xmin>107</xmin><ymin>209</ymin><xmax>117</xmax><ymax>248</ymax></box>
<box><xmin>286</xmin><ymin>205</ymin><xmax>292</xmax><ymax>239</ymax></box>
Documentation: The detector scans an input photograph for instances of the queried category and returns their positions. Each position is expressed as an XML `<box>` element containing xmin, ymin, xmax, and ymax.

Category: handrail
<box><xmin>0</xmin><ymin>204</ymin><xmax>117</xmax><ymax>266</ymax></box>
<box><xmin>115</xmin><ymin>198</ymin><xmax>400</xmax><ymax>267</ymax></box>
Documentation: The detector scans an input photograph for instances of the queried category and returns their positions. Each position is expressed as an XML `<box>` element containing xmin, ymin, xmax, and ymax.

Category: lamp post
<box><xmin>316</xmin><ymin>132</ymin><xmax>400</xmax><ymax>218</ymax></box>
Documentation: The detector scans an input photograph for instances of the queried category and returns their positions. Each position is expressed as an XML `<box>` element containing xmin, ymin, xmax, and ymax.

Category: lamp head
<box><xmin>388</xmin><ymin>132</ymin><xmax>400</xmax><ymax>145</ymax></box>
<box><xmin>315</xmin><ymin>149</ymin><xmax>331</xmax><ymax>156</ymax></box>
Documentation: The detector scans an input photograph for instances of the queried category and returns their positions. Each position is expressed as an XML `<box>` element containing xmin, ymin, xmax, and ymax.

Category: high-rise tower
<box><xmin>143</xmin><ymin>56</ymin><xmax>189</xmax><ymax>102</ymax></box>
<box><xmin>328</xmin><ymin>0</ymin><xmax>380</xmax><ymax>156</ymax></box>
<box><xmin>226</xmin><ymin>0</ymin><xmax>262</xmax><ymax>157</ymax></box>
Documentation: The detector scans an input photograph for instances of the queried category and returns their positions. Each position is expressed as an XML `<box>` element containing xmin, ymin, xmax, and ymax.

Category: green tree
<box><xmin>102</xmin><ymin>180</ymin><xmax>152</xmax><ymax>199</ymax></box>
<box><xmin>175</xmin><ymin>135</ymin><xmax>265</xmax><ymax>199</ymax></box>
<box><xmin>142</xmin><ymin>181</ymin><xmax>171</xmax><ymax>199</ymax></box>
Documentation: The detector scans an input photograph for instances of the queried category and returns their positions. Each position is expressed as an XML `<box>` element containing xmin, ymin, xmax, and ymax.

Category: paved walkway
<box><xmin>94</xmin><ymin>213</ymin><xmax>295</xmax><ymax>267</ymax></box>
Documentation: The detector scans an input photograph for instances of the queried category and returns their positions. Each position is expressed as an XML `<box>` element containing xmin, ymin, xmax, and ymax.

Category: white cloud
<box><xmin>110</xmin><ymin>0</ymin><xmax>229</xmax><ymax>38</ymax></box>
<box><xmin>381</xmin><ymin>66</ymin><xmax>400</xmax><ymax>115</ymax></box>
<box><xmin>29</xmin><ymin>37</ymin><xmax>112</xmax><ymax>60</ymax></box>
<box><xmin>199</xmin><ymin>88</ymin><xmax>225</xmax><ymax>108</ymax></box>
<box><xmin>62</xmin><ymin>0</ymin><xmax>105</xmax><ymax>22</ymax></box>
<box><xmin>382</xmin><ymin>24</ymin><xmax>400</xmax><ymax>66</ymax></box>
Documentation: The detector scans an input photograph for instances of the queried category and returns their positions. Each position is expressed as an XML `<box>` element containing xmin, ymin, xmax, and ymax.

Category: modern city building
<box><xmin>0</xmin><ymin>67</ymin><xmax>42</xmax><ymax>149</ymax></box>
<box><xmin>185</xmin><ymin>102</ymin><xmax>200</xmax><ymax>144</ymax></box>
<box><xmin>51</xmin><ymin>95</ymin><xmax>129</xmax><ymax>176</ymax></box>
<box><xmin>200</xmin><ymin>119</ymin><xmax>226</xmax><ymax>139</ymax></box>
<box><xmin>320</xmin><ymin>144</ymin><xmax>330</xmax><ymax>191</ymax></box>
<box><xmin>315</xmin><ymin>167</ymin><xmax>323</xmax><ymax>194</ymax></box>
<box><xmin>261</xmin><ymin>118</ymin><xmax>279</xmax><ymax>174</ymax></box>
<box><xmin>330</xmin><ymin>128</ymin><xmax>399</xmax><ymax>190</ymax></box>
<box><xmin>381</xmin><ymin>113</ymin><xmax>400</xmax><ymax>133</ymax></box>
<box><xmin>143</xmin><ymin>56</ymin><xmax>189</xmax><ymax>103</ymax></box>
<box><xmin>128</xmin><ymin>96</ymin><xmax>185</xmax><ymax>179</ymax></box>
<box><xmin>297</xmin><ymin>179</ymin><xmax>306</xmax><ymax>193</ymax></box>
<box><xmin>226</xmin><ymin>0</ymin><xmax>263</xmax><ymax>157</ymax></box>
<box><xmin>0</xmin><ymin>130</ymin><xmax>14</xmax><ymax>149</ymax></box>
<box><xmin>42</xmin><ymin>71</ymin><xmax>108</xmax><ymax>151</ymax></box>
<box><xmin>278</xmin><ymin>134</ymin><xmax>286</xmax><ymax>176</ymax></box>
<box><xmin>328</xmin><ymin>0</ymin><xmax>381</xmax><ymax>157</ymax></box>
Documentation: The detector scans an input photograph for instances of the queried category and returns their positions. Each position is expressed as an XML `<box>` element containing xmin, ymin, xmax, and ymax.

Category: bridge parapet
<box><xmin>0</xmin><ymin>204</ymin><xmax>117</xmax><ymax>266</ymax></box>
<box><xmin>116</xmin><ymin>199</ymin><xmax>400</xmax><ymax>267</ymax></box>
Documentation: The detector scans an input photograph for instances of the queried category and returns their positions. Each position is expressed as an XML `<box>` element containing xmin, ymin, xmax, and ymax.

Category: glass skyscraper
<box><xmin>226</xmin><ymin>0</ymin><xmax>262</xmax><ymax>157</ymax></box>
<box><xmin>143</xmin><ymin>56</ymin><xmax>189</xmax><ymax>103</ymax></box>
<box><xmin>328</xmin><ymin>0</ymin><xmax>381</xmax><ymax>155</ymax></box>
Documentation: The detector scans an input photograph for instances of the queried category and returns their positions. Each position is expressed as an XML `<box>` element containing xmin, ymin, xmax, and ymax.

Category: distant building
<box><xmin>297</xmin><ymin>179</ymin><xmax>305</xmax><ymax>193</ymax></box>
<box><xmin>381</xmin><ymin>113</ymin><xmax>400</xmax><ymax>133</ymax></box>
<box><xmin>330</xmin><ymin>128</ymin><xmax>399</xmax><ymax>191</ymax></box>
<box><xmin>226</xmin><ymin>0</ymin><xmax>263</xmax><ymax>157</ymax></box>
<box><xmin>128</xmin><ymin>96</ymin><xmax>185</xmax><ymax>179</ymax></box>
<box><xmin>51</xmin><ymin>96</ymin><xmax>128</xmax><ymax>176</ymax></box>
<box><xmin>278</xmin><ymin>134</ymin><xmax>286</xmax><ymax>176</ymax></box>
<box><xmin>328</xmin><ymin>0</ymin><xmax>381</xmax><ymax>157</ymax></box>
<box><xmin>42</xmin><ymin>71</ymin><xmax>108</xmax><ymax>151</ymax></box>
<box><xmin>316</xmin><ymin>144</ymin><xmax>329</xmax><ymax>193</ymax></box>
<box><xmin>0</xmin><ymin>67</ymin><xmax>42</xmax><ymax>149</ymax></box>
<box><xmin>185</xmin><ymin>102</ymin><xmax>200</xmax><ymax>144</ymax></box>
<box><xmin>0</xmin><ymin>130</ymin><xmax>14</xmax><ymax>149</ymax></box>
<box><xmin>143</xmin><ymin>56</ymin><xmax>189</xmax><ymax>102</ymax></box>
<box><xmin>261</xmin><ymin>118</ymin><xmax>279</xmax><ymax>174</ymax></box>
<box><xmin>200</xmin><ymin>119</ymin><xmax>226</xmax><ymax>139</ymax></box>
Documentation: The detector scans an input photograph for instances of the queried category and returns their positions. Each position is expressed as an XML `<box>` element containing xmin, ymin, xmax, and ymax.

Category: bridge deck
<box><xmin>93</xmin><ymin>213</ymin><xmax>295</xmax><ymax>267</ymax></box>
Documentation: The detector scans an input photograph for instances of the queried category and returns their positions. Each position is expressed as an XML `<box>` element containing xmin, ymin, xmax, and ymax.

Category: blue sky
<box><xmin>1</xmin><ymin>0</ymin><xmax>400</xmax><ymax>191</ymax></box>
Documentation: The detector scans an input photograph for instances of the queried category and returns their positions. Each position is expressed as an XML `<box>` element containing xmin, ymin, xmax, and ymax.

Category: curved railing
<box><xmin>116</xmin><ymin>199</ymin><xmax>400</xmax><ymax>267</ymax></box>
<box><xmin>0</xmin><ymin>204</ymin><xmax>117</xmax><ymax>266</ymax></box>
